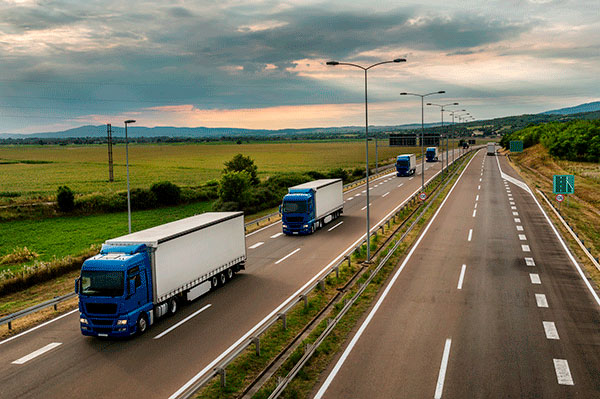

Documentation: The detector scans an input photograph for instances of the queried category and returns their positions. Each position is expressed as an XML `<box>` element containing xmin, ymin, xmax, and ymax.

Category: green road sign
<box><xmin>553</xmin><ymin>175</ymin><xmax>574</xmax><ymax>194</ymax></box>
<box><xmin>510</xmin><ymin>140</ymin><xmax>523</xmax><ymax>152</ymax></box>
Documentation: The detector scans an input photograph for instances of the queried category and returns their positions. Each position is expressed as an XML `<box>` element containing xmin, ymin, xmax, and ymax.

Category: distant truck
<box><xmin>396</xmin><ymin>154</ymin><xmax>416</xmax><ymax>177</ymax></box>
<box><xmin>487</xmin><ymin>142</ymin><xmax>496</xmax><ymax>156</ymax></box>
<box><xmin>425</xmin><ymin>147</ymin><xmax>439</xmax><ymax>162</ymax></box>
<box><xmin>76</xmin><ymin>212</ymin><xmax>246</xmax><ymax>337</ymax></box>
<box><xmin>281</xmin><ymin>179</ymin><xmax>343</xmax><ymax>235</ymax></box>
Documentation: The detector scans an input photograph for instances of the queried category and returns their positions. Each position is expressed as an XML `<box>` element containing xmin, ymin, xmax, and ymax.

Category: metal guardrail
<box><xmin>0</xmin><ymin>292</ymin><xmax>76</xmax><ymax>330</ymax></box>
<box><xmin>174</xmin><ymin>148</ymin><xmax>475</xmax><ymax>398</ymax></box>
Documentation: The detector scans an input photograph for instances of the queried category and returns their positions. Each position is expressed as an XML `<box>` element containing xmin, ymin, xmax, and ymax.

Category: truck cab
<box><xmin>396</xmin><ymin>155</ymin><xmax>415</xmax><ymax>176</ymax></box>
<box><xmin>426</xmin><ymin>147</ymin><xmax>438</xmax><ymax>162</ymax></box>
<box><xmin>76</xmin><ymin>244</ymin><xmax>153</xmax><ymax>337</ymax></box>
<box><xmin>281</xmin><ymin>190</ymin><xmax>315</xmax><ymax>235</ymax></box>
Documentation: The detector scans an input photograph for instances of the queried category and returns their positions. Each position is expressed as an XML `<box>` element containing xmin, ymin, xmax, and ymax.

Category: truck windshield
<box><xmin>282</xmin><ymin>200</ymin><xmax>308</xmax><ymax>213</ymax></box>
<box><xmin>397</xmin><ymin>159</ymin><xmax>409</xmax><ymax>168</ymax></box>
<box><xmin>80</xmin><ymin>270</ymin><xmax>124</xmax><ymax>297</ymax></box>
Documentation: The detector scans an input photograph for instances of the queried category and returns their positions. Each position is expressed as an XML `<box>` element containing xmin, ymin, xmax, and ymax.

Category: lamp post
<box><xmin>426</xmin><ymin>102</ymin><xmax>458</xmax><ymax>178</ymax></box>
<box><xmin>124</xmin><ymin>119</ymin><xmax>136</xmax><ymax>233</ymax></box>
<box><xmin>400</xmin><ymin>91</ymin><xmax>445</xmax><ymax>192</ymax></box>
<box><xmin>327</xmin><ymin>58</ymin><xmax>406</xmax><ymax>262</ymax></box>
<box><xmin>447</xmin><ymin>109</ymin><xmax>466</xmax><ymax>161</ymax></box>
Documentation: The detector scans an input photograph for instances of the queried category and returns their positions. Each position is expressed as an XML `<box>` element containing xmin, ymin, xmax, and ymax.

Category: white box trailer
<box><xmin>487</xmin><ymin>142</ymin><xmax>496</xmax><ymax>156</ymax></box>
<box><xmin>105</xmin><ymin>212</ymin><xmax>246</xmax><ymax>303</ymax></box>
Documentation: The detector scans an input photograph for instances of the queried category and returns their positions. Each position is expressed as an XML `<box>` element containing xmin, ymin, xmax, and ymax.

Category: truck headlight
<box><xmin>303</xmin><ymin>224</ymin><xmax>309</xmax><ymax>228</ymax></box>
<box><xmin>80</xmin><ymin>318</ymin><xmax>88</xmax><ymax>324</ymax></box>
<box><xmin>282</xmin><ymin>224</ymin><xmax>287</xmax><ymax>228</ymax></box>
<box><xmin>117</xmin><ymin>319</ymin><xmax>128</xmax><ymax>325</ymax></box>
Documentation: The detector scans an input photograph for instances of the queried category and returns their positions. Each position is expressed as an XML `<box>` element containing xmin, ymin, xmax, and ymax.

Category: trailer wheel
<box><xmin>227</xmin><ymin>268</ymin><xmax>234</xmax><ymax>280</ymax></box>
<box><xmin>137</xmin><ymin>314</ymin><xmax>148</xmax><ymax>335</ymax></box>
<box><xmin>211</xmin><ymin>275</ymin><xmax>219</xmax><ymax>290</ymax></box>
<box><xmin>168</xmin><ymin>297</ymin><xmax>178</xmax><ymax>315</ymax></box>
<box><xmin>219</xmin><ymin>272</ymin><xmax>227</xmax><ymax>285</ymax></box>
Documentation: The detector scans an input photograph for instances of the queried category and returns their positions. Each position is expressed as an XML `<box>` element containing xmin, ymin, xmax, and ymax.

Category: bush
<box><xmin>224</xmin><ymin>154</ymin><xmax>260</xmax><ymax>185</ymax></box>
<box><xmin>219</xmin><ymin>170</ymin><xmax>252</xmax><ymax>206</ymax></box>
<box><xmin>327</xmin><ymin>167</ymin><xmax>349</xmax><ymax>182</ymax></box>
<box><xmin>57</xmin><ymin>185</ymin><xmax>74</xmax><ymax>212</ymax></box>
<box><xmin>351</xmin><ymin>167</ymin><xmax>366</xmax><ymax>178</ymax></box>
<box><xmin>130</xmin><ymin>188</ymin><xmax>157</xmax><ymax>210</ymax></box>
<box><xmin>306</xmin><ymin>170</ymin><xmax>327</xmax><ymax>180</ymax></box>
<box><xmin>151</xmin><ymin>181</ymin><xmax>181</xmax><ymax>206</ymax></box>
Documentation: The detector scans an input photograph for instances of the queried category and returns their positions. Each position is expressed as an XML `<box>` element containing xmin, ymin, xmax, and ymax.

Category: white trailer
<box><xmin>487</xmin><ymin>142</ymin><xmax>496</xmax><ymax>156</ymax></box>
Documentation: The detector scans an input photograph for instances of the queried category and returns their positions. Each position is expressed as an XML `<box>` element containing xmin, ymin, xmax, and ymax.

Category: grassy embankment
<box><xmin>507</xmin><ymin>143</ymin><xmax>600</xmax><ymax>286</ymax></box>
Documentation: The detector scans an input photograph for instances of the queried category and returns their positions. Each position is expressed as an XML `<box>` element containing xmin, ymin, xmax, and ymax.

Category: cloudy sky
<box><xmin>0</xmin><ymin>0</ymin><xmax>598</xmax><ymax>133</ymax></box>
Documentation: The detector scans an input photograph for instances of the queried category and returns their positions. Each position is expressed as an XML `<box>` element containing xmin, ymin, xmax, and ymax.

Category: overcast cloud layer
<box><xmin>0</xmin><ymin>0</ymin><xmax>598</xmax><ymax>133</ymax></box>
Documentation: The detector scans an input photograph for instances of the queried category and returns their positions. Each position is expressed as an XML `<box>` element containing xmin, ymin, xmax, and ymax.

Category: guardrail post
<box><xmin>54</xmin><ymin>296</ymin><xmax>58</xmax><ymax>311</ymax></box>
<box><xmin>278</xmin><ymin>313</ymin><xmax>287</xmax><ymax>330</ymax></box>
<box><xmin>347</xmin><ymin>257</ymin><xmax>351</xmax><ymax>268</ymax></box>
<box><xmin>318</xmin><ymin>280</ymin><xmax>325</xmax><ymax>291</ymax></box>
<box><xmin>300</xmin><ymin>294</ymin><xmax>308</xmax><ymax>310</ymax></box>
<box><xmin>334</xmin><ymin>265</ymin><xmax>339</xmax><ymax>279</ymax></box>
<box><xmin>387</xmin><ymin>220</ymin><xmax>390</xmax><ymax>229</ymax></box>
<box><xmin>252</xmin><ymin>337</ymin><xmax>260</xmax><ymax>356</ymax></box>
<box><xmin>8</xmin><ymin>321</ymin><xmax>11</xmax><ymax>330</ymax></box>
<box><xmin>217</xmin><ymin>367</ymin><xmax>226</xmax><ymax>387</ymax></box>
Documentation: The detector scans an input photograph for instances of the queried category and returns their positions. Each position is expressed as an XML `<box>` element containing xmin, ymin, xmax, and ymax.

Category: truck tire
<box><xmin>211</xmin><ymin>275</ymin><xmax>219</xmax><ymax>290</ymax></box>
<box><xmin>219</xmin><ymin>272</ymin><xmax>227</xmax><ymax>285</ymax></box>
<box><xmin>227</xmin><ymin>268</ymin><xmax>234</xmax><ymax>280</ymax></box>
<box><xmin>168</xmin><ymin>297</ymin><xmax>178</xmax><ymax>315</ymax></box>
<box><xmin>137</xmin><ymin>314</ymin><xmax>148</xmax><ymax>335</ymax></box>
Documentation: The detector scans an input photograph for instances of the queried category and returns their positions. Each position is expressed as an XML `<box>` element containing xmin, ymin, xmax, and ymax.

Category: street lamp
<box><xmin>400</xmin><ymin>91</ymin><xmax>445</xmax><ymax>192</ymax></box>
<box><xmin>124</xmin><ymin>119</ymin><xmax>136</xmax><ymax>233</ymax></box>
<box><xmin>427</xmin><ymin>102</ymin><xmax>458</xmax><ymax>179</ymax></box>
<box><xmin>447</xmin><ymin>109</ymin><xmax>466</xmax><ymax>161</ymax></box>
<box><xmin>327</xmin><ymin>58</ymin><xmax>406</xmax><ymax>262</ymax></box>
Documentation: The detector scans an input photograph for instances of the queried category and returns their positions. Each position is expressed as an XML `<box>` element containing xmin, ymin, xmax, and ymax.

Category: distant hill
<box><xmin>542</xmin><ymin>101</ymin><xmax>600</xmax><ymax>115</ymax></box>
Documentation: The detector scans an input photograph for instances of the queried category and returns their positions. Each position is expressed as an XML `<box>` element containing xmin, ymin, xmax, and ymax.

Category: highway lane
<box><xmin>0</xmin><ymin>150</ymin><xmax>461</xmax><ymax>398</ymax></box>
<box><xmin>313</xmin><ymin>150</ymin><xmax>600</xmax><ymax>398</ymax></box>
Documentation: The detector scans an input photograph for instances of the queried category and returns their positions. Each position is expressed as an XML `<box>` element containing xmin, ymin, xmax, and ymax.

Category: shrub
<box><xmin>224</xmin><ymin>154</ymin><xmax>260</xmax><ymax>185</ymax></box>
<box><xmin>57</xmin><ymin>185</ymin><xmax>75</xmax><ymax>212</ymax></box>
<box><xmin>151</xmin><ymin>181</ymin><xmax>181</xmax><ymax>206</ymax></box>
<box><xmin>130</xmin><ymin>188</ymin><xmax>157</xmax><ymax>210</ymax></box>
<box><xmin>307</xmin><ymin>170</ymin><xmax>327</xmax><ymax>180</ymax></box>
<box><xmin>219</xmin><ymin>170</ymin><xmax>252</xmax><ymax>206</ymax></box>
<box><xmin>0</xmin><ymin>246</ymin><xmax>39</xmax><ymax>265</ymax></box>
<box><xmin>351</xmin><ymin>167</ymin><xmax>366</xmax><ymax>178</ymax></box>
<box><xmin>327</xmin><ymin>167</ymin><xmax>349</xmax><ymax>182</ymax></box>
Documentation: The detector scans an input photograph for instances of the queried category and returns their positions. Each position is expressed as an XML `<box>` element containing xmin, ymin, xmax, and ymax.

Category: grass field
<box><xmin>0</xmin><ymin>141</ymin><xmax>424</xmax><ymax>203</ymax></box>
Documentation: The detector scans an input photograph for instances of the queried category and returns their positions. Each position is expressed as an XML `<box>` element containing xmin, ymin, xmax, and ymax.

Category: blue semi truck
<box><xmin>76</xmin><ymin>212</ymin><xmax>246</xmax><ymax>337</ymax></box>
<box><xmin>281</xmin><ymin>179</ymin><xmax>344</xmax><ymax>235</ymax></box>
<box><xmin>426</xmin><ymin>147</ymin><xmax>439</xmax><ymax>162</ymax></box>
<box><xmin>396</xmin><ymin>154</ymin><xmax>416</xmax><ymax>176</ymax></box>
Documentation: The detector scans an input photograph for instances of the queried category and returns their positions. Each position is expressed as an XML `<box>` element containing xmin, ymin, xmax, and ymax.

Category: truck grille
<box><xmin>91</xmin><ymin>319</ymin><xmax>114</xmax><ymax>326</ymax></box>
<box><xmin>285</xmin><ymin>217</ymin><xmax>303</xmax><ymax>223</ymax></box>
<box><xmin>86</xmin><ymin>303</ymin><xmax>117</xmax><ymax>315</ymax></box>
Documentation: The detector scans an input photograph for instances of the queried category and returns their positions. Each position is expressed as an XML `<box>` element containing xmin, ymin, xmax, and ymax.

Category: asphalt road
<box><xmin>0</xmin><ymin>149</ymin><xmax>463</xmax><ymax>399</ymax></box>
<box><xmin>313</xmin><ymin>150</ymin><xmax>600</xmax><ymax>398</ymax></box>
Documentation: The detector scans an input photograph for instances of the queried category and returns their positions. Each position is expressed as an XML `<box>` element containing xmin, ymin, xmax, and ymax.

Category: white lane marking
<box><xmin>522</xmin><ymin>244</ymin><xmax>531</xmax><ymax>252</ymax></box>
<box><xmin>553</xmin><ymin>359</ymin><xmax>574</xmax><ymax>385</ymax></box>
<box><xmin>347</xmin><ymin>197</ymin><xmax>353</xmax><ymax>200</ymax></box>
<box><xmin>12</xmin><ymin>342</ymin><xmax>62</xmax><ymax>364</ymax></box>
<box><xmin>154</xmin><ymin>304</ymin><xmax>212</xmax><ymax>339</ymax></box>
<box><xmin>475</xmin><ymin>194</ymin><xmax>479</xmax><ymax>201</ymax></box>
<box><xmin>362</xmin><ymin>190</ymin><xmax>366</xmax><ymax>193</ymax></box>
<box><xmin>472</xmin><ymin>209</ymin><xmax>477</xmax><ymax>217</ymax></box>
<box><xmin>479</xmin><ymin>178</ymin><xmax>482</xmax><ymax>182</ymax></box>
<box><xmin>513</xmin><ymin>211</ymin><xmax>519</xmax><ymax>216</ymax></box>
<box><xmin>360</xmin><ymin>203</ymin><xmax>372</xmax><ymax>211</ymax></box>
<box><xmin>530</xmin><ymin>273</ymin><xmax>541</xmax><ymax>284</ymax></box>
<box><xmin>467</xmin><ymin>229</ymin><xmax>473</xmax><ymax>242</ymax></box>
<box><xmin>457</xmin><ymin>265</ymin><xmax>466</xmax><ymax>289</ymax></box>
<box><xmin>525</xmin><ymin>257</ymin><xmax>536</xmax><ymax>266</ymax></box>
<box><xmin>270</xmin><ymin>232</ymin><xmax>283</xmax><ymax>239</ymax></box>
<box><xmin>249</xmin><ymin>242</ymin><xmax>264</xmax><ymax>249</ymax></box>
<box><xmin>536</xmin><ymin>294</ymin><xmax>549</xmax><ymax>307</ymax></box>
<box><xmin>328</xmin><ymin>221</ymin><xmax>344</xmax><ymax>232</ymax></box>
<box><xmin>275</xmin><ymin>248</ymin><xmax>301</xmax><ymax>264</ymax></box>
<box><xmin>382</xmin><ymin>192</ymin><xmax>390</xmax><ymax>198</ymax></box>
<box><xmin>409</xmin><ymin>177</ymin><xmax>414</xmax><ymax>180</ymax></box>
<box><xmin>516</xmin><ymin>225</ymin><xmax>524</xmax><ymax>231</ymax></box>
<box><xmin>477</xmin><ymin>185</ymin><xmax>480</xmax><ymax>190</ymax></box>
<box><xmin>511</xmin><ymin>206</ymin><xmax>517</xmax><ymax>210</ymax></box>
<box><xmin>0</xmin><ymin>309</ymin><xmax>78</xmax><ymax>346</ymax></box>
<box><xmin>510</xmin><ymin>201</ymin><xmax>516</xmax><ymax>205</ymax></box>
<box><xmin>434</xmin><ymin>338</ymin><xmax>453</xmax><ymax>399</ymax></box>
<box><xmin>474</xmin><ymin>203</ymin><xmax>478</xmax><ymax>209</ymax></box>
<box><xmin>543</xmin><ymin>321</ymin><xmax>560</xmax><ymax>340</ymax></box>
<box><xmin>519</xmin><ymin>234</ymin><xmax>527</xmax><ymax>240</ymax></box>
<box><xmin>355</xmin><ymin>193</ymin><xmax>361</xmax><ymax>196</ymax></box>
<box><xmin>514</xmin><ymin>218</ymin><xmax>521</xmax><ymax>223</ymax></box>
<box><xmin>313</xmin><ymin>151</ymin><xmax>479</xmax><ymax>399</ymax></box>
<box><xmin>397</xmin><ymin>183</ymin><xmax>404</xmax><ymax>188</ymax></box>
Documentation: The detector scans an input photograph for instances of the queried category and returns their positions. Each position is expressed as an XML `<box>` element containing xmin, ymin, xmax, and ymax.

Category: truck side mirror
<box><xmin>74</xmin><ymin>278</ymin><xmax>80</xmax><ymax>294</ymax></box>
<box><xmin>129</xmin><ymin>279</ymin><xmax>136</xmax><ymax>296</ymax></box>
<box><xmin>279</xmin><ymin>205</ymin><xmax>282</xmax><ymax>215</ymax></box>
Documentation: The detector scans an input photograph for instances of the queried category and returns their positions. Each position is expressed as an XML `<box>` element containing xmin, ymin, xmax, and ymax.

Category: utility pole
<box><xmin>107</xmin><ymin>123</ymin><xmax>114</xmax><ymax>182</ymax></box>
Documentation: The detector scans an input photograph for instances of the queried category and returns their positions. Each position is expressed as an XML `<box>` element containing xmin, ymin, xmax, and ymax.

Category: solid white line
<box><xmin>543</xmin><ymin>321</ymin><xmax>560</xmax><ymax>340</ymax></box>
<box><xmin>472</xmin><ymin>209</ymin><xmax>477</xmax><ymax>217</ymax></box>
<box><xmin>0</xmin><ymin>309</ymin><xmax>78</xmax><ymax>346</ymax></box>
<box><xmin>275</xmin><ymin>248</ymin><xmax>301</xmax><ymax>264</ymax></box>
<box><xmin>457</xmin><ymin>265</ymin><xmax>466</xmax><ymax>289</ymax></box>
<box><xmin>382</xmin><ymin>191</ymin><xmax>390</xmax><ymax>198</ymax></box>
<box><xmin>522</xmin><ymin>244</ymin><xmax>531</xmax><ymax>252</ymax></box>
<box><xmin>519</xmin><ymin>234</ymin><xmax>527</xmax><ymax>241</ymax></box>
<box><xmin>270</xmin><ymin>232</ymin><xmax>283</xmax><ymax>239</ymax></box>
<box><xmin>434</xmin><ymin>338</ymin><xmax>452</xmax><ymax>399</ymax></box>
<box><xmin>525</xmin><ymin>257</ymin><xmax>536</xmax><ymax>266</ymax></box>
<box><xmin>536</xmin><ymin>293</ymin><xmax>548</xmax><ymax>307</ymax></box>
<box><xmin>516</xmin><ymin>225</ymin><xmax>524</xmax><ymax>231</ymax></box>
<box><xmin>12</xmin><ymin>342</ymin><xmax>62</xmax><ymax>364</ymax></box>
<box><xmin>467</xmin><ymin>229</ymin><xmax>473</xmax><ymax>242</ymax></box>
<box><xmin>530</xmin><ymin>273</ymin><xmax>541</xmax><ymax>284</ymax></box>
<box><xmin>249</xmin><ymin>242</ymin><xmax>264</xmax><ymax>249</ymax></box>
<box><xmin>553</xmin><ymin>359</ymin><xmax>574</xmax><ymax>385</ymax></box>
<box><xmin>154</xmin><ymin>304</ymin><xmax>212</xmax><ymax>339</ymax></box>
<box><xmin>313</xmin><ymin>151</ymin><xmax>479</xmax><ymax>399</ymax></box>
<box><xmin>170</xmin><ymin>155</ymin><xmax>456</xmax><ymax>399</ymax></box>
<box><xmin>328</xmin><ymin>221</ymin><xmax>344</xmax><ymax>232</ymax></box>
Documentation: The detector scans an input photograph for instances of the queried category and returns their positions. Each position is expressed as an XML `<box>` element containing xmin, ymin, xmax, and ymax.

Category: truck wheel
<box><xmin>219</xmin><ymin>272</ymin><xmax>227</xmax><ymax>285</ymax></box>
<box><xmin>211</xmin><ymin>275</ymin><xmax>219</xmax><ymax>290</ymax></box>
<box><xmin>137</xmin><ymin>314</ymin><xmax>148</xmax><ymax>335</ymax></box>
<box><xmin>168</xmin><ymin>297</ymin><xmax>178</xmax><ymax>315</ymax></box>
<box><xmin>227</xmin><ymin>268</ymin><xmax>234</xmax><ymax>280</ymax></box>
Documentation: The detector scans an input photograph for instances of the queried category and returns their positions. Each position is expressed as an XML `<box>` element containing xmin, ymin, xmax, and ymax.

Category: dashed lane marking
<box><xmin>536</xmin><ymin>294</ymin><xmax>548</xmax><ymax>307</ymax></box>
<box><xmin>270</xmin><ymin>232</ymin><xmax>283</xmax><ymax>239</ymax></box>
<box><xmin>12</xmin><ymin>343</ymin><xmax>62</xmax><ymax>365</ymax></box>
<box><xmin>543</xmin><ymin>321</ymin><xmax>560</xmax><ymax>340</ymax></box>
<box><xmin>249</xmin><ymin>242</ymin><xmax>264</xmax><ymax>249</ymax></box>
<box><xmin>530</xmin><ymin>273</ymin><xmax>541</xmax><ymax>284</ymax></box>
<box><xmin>525</xmin><ymin>257</ymin><xmax>535</xmax><ymax>266</ymax></box>
<box><xmin>522</xmin><ymin>244</ymin><xmax>531</xmax><ymax>252</ymax></box>
<box><xmin>553</xmin><ymin>359</ymin><xmax>574</xmax><ymax>385</ymax></box>
<box><xmin>275</xmin><ymin>248</ymin><xmax>301</xmax><ymax>265</ymax></box>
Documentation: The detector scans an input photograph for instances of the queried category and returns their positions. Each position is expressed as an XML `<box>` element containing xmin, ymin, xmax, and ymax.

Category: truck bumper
<box><xmin>282</xmin><ymin>226</ymin><xmax>312</xmax><ymax>235</ymax></box>
<box><xmin>79</xmin><ymin>314</ymin><xmax>136</xmax><ymax>337</ymax></box>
